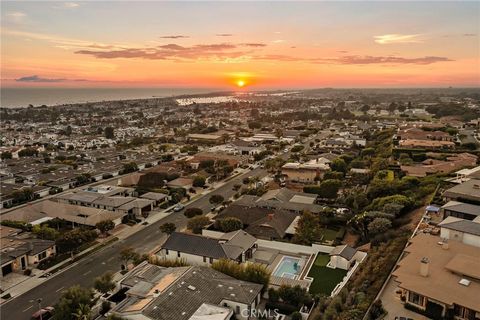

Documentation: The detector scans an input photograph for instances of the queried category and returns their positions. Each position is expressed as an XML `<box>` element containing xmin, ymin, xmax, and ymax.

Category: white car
<box><xmin>173</xmin><ymin>204</ymin><xmax>184</xmax><ymax>212</ymax></box>
<box><xmin>283</xmin><ymin>148</ymin><xmax>289</xmax><ymax>153</ymax></box>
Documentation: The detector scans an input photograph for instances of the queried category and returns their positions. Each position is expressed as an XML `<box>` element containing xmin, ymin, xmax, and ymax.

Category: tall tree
<box><xmin>53</xmin><ymin>286</ymin><xmax>94</xmax><ymax>320</ymax></box>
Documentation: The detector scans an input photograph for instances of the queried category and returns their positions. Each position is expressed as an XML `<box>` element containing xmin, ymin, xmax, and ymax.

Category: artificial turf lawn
<box><xmin>307</xmin><ymin>254</ymin><xmax>347</xmax><ymax>295</ymax></box>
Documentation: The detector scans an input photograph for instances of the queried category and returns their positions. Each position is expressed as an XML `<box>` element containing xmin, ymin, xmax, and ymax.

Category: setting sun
<box><xmin>236</xmin><ymin>80</ymin><xmax>245</xmax><ymax>88</ymax></box>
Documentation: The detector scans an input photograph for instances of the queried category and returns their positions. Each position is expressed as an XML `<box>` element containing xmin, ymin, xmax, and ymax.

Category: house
<box><xmin>439</xmin><ymin>216</ymin><xmax>480</xmax><ymax>248</ymax></box>
<box><xmin>166</xmin><ymin>177</ymin><xmax>193</xmax><ymax>190</ymax></box>
<box><xmin>0</xmin><ymin>226</ymin><xmax>56</xmax><ymax>277</ymax></box>
<box><xmin>159</xmin><ymin>231</ymin><xmax>257</xmax><ymax>265</ymax></box>
<box><xmin>281</xmin><ymin>158</ymin><xmax>331</xmax><ymax>183</ymax></box>
<box><xmin>401</xmin><ymin>153</ymin><xmax>478</xmax><ymax>177</ymax></box>
<box><xmin>328</xmin><ymin>245</ymin><xmax>360</xmax><ymax>270</ymax></box>
<box><xmin>2</xmin><ymin>200</ymin><xmax>125</xmax><ymax>227</ymax></box>
<box><xmin>187</xmin><ymin>133</ymin><xmax>223</xmax><ymax>144</ymax></box>
<box><xmin>54</xmin><ymin>188</ymin><xmax>154</xmax><ymax>218</ymax></box>
<box><xmin>234</xmin><ymin>188</ymin><xmax>324</xmax><ymax>214</ymax></box>
<box><xmin>441</xmin><ymin>201</ymin><xmax>480</xmax><ymax>221</ymax></box>
<box><xmin>140</xmin><ymin>192</ymin><xmax>169</xmax><ymax>207</ymax></box>
<box><xmin>399</xmin><ymin>139</ymin><xmax>455</xmax><ymax>149</ymax></box>
<box><xmin>215</xmin><ymin>205</ymin><xmax>297</xmax><ymax>240</ymax></box>
<box><xmin>229</xmin><ymin>140</ymin><xmax>265</xmax><ymax>155</ymax></box>
<box><xmin>391</xmin><ymin>233</ymin><xmax>480</xmax><ymax>319</ymax></box>
<box><xmin>110</xmin><ymin>262</ymin><xmax>263</xmax><ymax>320</ymax></box>
<box><xmin>443</xmin><ymin>179</ymin><xmax>480</xmax><ymax>203</ymax></box>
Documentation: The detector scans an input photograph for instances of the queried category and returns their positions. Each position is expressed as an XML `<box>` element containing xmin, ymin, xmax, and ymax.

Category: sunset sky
<box><xmin>1</xmin><ymin>1</ymin><xmax>479</xmax><ymax>89</ymax></box>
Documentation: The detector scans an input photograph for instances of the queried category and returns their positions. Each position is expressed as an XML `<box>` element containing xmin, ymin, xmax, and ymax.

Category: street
<box><xmin>0</xmin><ymin>167</ymin><xmax>267</xmax><ymax>320</ymax></box>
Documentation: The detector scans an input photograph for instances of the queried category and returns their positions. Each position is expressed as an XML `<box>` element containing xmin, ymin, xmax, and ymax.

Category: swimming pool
<box><xmin>272</xmin><ymin>256</ymin><xmax>302</xmax><ymax>279</ymax></box>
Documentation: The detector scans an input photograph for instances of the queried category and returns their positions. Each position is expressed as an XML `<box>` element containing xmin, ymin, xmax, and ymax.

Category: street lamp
<box><xmin>37</xmin><ymin>298</ymin><xmax>43</xmax><ymax>320</ymax></box>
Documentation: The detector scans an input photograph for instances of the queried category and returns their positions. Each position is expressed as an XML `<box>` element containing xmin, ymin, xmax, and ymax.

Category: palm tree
<box><xmin>72</xmin><ymin>303</ymin><xmax>91</xmax><ymax>320</ymax></box>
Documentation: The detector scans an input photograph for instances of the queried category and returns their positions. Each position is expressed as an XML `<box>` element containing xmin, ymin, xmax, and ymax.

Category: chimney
<box><xmin>442</xmin><ymin>239</ymin><xmax>449</xmax><ymax>250</ymax></box>
<box><xmin>420</xmin><ymin>257</ymin><xmax>429</xmax><ymax>277</ymax></box>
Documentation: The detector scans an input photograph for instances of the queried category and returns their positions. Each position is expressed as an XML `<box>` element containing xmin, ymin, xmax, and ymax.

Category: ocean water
<box><xmin>0</xmin><ymin>87</ymin><xmax>221</xmax><ymax>108</ymax></box>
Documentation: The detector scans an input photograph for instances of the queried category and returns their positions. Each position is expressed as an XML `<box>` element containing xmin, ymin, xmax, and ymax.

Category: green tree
<box><xmin>56</xmin><ymin>228</ymin><xmax>98</xmax><ymax>254</ymax></box>
<box><xmin>159</xmin><ymin>222</ymin><xmax>176</xmax><ymax>235</ymax></box>
<box><xmin>192</xmin><ymin>176</ymin><xmax>206</xmax><ymax>187</ymax></box>
<box><xmin>32</xmin><ymin>224</ymin><xmax>59</xmax><ymax>240</ymax></box>
<box><xmin>94</xmin><ymin>272</ymin><xmax>115</xmax><ymax>294</ymax></box>
<box><xmin>318</xmin><ymin>179</ymin><xmax>342</xmax><ymax>198</ymax></box>
<box><xmin>184</xmin><ymin>207</ymin><xmax>203</xmax><ymax>218</ymax></box>
<box><xmin>122</xmin><ymin>162</ymin><xmax>138</xmax><ymax>174</ymax></box>
<box><xmin>293</xmin><ymin>211</ymin><xmax>320</xmax><ymax>245</ymax></box>
<box><xmin>368</xmin><ymin>217</ymin><xmax>392</xmax><ymax>236</ymax></box>
<box><xmin>216</xmin><ymin>217</ymin><xmax>243</xmax><ymax>232</ymax></box>
<box><xmin>53</xmin><ymin>285</ymin><xmax>94</xmax><ymax>320</ymax></box>
<box><xmin>330</xmin><ymin>158</ymin><xmax>347</xmax><ymax>174</ymax></box>
<box><xmin>105</xmin><ymin>127</ymin><xmax>115</xmax><ymax>139</ymax></box>
<box><xmin>95</xmin><ymin>220</ymin><xmax>115</xmax><ymax>236</ymax></box>
<box><xmin>187</xmin><ymin>216</ymin><xmax>211</xmax><ymax>234</ymax></box>
<box><xmin>209</xmin><ymin>194</ymin><xmax>224</xmax><ymax>205</ymax></box>
<box><xmin>72</xmin><ymin>303</ymin><xmax>91</xmax><ymax>320</ymax></box>
<box><xmin>119</xmin><ymin>247</ymin><xmax>140</xmax><ymax>268</ymax></box>
<box><xmin>65</xmin><ymin>125</ymin><xmax>72</xmax><ymax>136</ymax></box>
<box><xmin>1</xmin><ymin>151</ymin><xmax>12</xmax><ymax>160</ymax></box>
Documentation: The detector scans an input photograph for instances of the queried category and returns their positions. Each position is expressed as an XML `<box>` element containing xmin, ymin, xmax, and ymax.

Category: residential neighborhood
<box><xmin>0</xmin><ymin>88</ymin><xmax>479</xmax><ymax>320</ymax></box>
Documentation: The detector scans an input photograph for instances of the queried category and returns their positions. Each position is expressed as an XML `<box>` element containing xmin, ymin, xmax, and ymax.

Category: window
<box><xmin>165</xmin><ymin>249</ymin><xmax>169</xmax><ymax>255</ymax></box>
<box><xmin>38</xmin><ymin>251</ymin><xmax>47</xmax><ymax>261</ymax></box>
<box><xmin>454</xmin><ymin>304</ymin><xmax>476</xmax><ymax>320</ymax></box>
<box><xmin>177</xmin><ymin>251</ymin><xmax>181</xmax><ymax>258</ymax></box>
<box><xmin>203</xmin><ymin>256</ymin><xmax>206</xmax><ymax>263</ymax></box>
<box><xmin>408</xmin><ymin>292</ymin><xmax>424</xmax><ymax>306</ymax></box>
<box><xmin>236</xmin><ymin>306</ymin><xmax>240</xmax><ymax>314</ymax></box>
<box><xmin>209</xmin><ymin>257</ymin><xmax>213</xmax><ymax>264</ymax></box>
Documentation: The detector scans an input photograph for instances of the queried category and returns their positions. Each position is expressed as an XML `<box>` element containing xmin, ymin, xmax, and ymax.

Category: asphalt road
<box><xmin>1</xmin><ymin>167</ymin><xmax>267</xmax><ymax>320</ymax></box>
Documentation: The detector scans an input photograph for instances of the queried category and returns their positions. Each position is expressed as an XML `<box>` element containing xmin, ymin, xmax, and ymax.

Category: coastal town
<box><xmin>0</xmin><ymin>88</ymin><xmax>479</xmax><ymax>320</ymax></box>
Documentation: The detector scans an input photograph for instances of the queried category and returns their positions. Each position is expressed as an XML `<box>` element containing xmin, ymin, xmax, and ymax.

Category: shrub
<box><xmin>148</xmin><ymin>255</ymin><xmax>189</xmax><ymax>267</ymax></box>
<box><xmin>212</xmin><ymin>259</ymin><xmax>270</xmax><ymax>289</ymax></box>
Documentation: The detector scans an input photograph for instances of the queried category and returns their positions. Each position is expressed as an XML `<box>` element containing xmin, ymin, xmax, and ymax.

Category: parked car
<box><xmin>31</xmin><ymin>307</ymin><xmax>54</xmax><ymax>320</ymax></box>
<box><xmin>173</xmin><ymin>204</ymin><xmax>185</xmax><ymax>212</ymax></box>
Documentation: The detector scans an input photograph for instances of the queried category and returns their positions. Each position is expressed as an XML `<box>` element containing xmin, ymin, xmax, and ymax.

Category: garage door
<box><xmin>2</xmin><ymin>263</ymin><xmax>13</xmax><ymax>276</ymax></box>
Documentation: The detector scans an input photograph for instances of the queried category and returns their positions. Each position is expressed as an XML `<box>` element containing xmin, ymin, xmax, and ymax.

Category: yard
<box><xmin>307</xmin><ymin>254</ymin><xmax>347</xmax><ymax>295</ymax></box>
<box><xmin>318</xmin><ymin>228</ymin><xmax>337</xmax><ymax>242</ymax></box>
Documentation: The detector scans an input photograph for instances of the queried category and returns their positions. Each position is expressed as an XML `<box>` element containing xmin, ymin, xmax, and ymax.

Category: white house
<box><xmin>328</xmin><ymin>244</ymin><xmax>359</xmax><ymax>270</ymax></box>
<box><xmin>439</xmin><ymin>216</ymin><xmax>480</xmax><ymax>248</ymax></box>
<box><xmin>158</xmin><ymin>231</ymin><xmax>257</xmax><ymax>266</ymax></box>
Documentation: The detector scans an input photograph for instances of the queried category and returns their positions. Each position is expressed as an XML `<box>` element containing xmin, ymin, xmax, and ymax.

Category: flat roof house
<box><xmin>111</xmin><ymin>262</ymin><xmax>263</xmax><ymax>320</ymax></box>
<box><xmin>441</xmin><ymin>201</ymin><xmax>480</xmax><ymax>221</ymax></box>
<box><xmin>443</xmin><ymin>179</ymin><xmax>480</xmax><ymax>204</ymax></box>
<box><xmin>392</xmin><ymin>233</ymin><xmax>480</xmax><ymax>320</ymax></box>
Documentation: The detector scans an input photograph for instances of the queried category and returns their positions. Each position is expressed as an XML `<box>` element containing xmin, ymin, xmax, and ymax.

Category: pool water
<box><xmin>273</xmin><ymin>256</ymin><xmax>302</xmax><ymax>279</ymax></box>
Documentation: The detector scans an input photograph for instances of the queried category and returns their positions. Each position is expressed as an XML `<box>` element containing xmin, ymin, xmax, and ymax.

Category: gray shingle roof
<box><xmin>442</xmin><ymin>201</ymin><xmax>480</xmax><ymax>217</ymax></box>
<box><xmin>440</xmin><ymin>219</ymin><xmax>480</xmax><ymax>236</ymax></box>
<box><xmin>142</xmin><ymin>266</ymin><xmax>262</xmax><ymax>320</ymax></box>
<box><xmin>162</xmin><ymin>232</ymin><xmax>252</xmax><ymax>260</ymax></box>
<box><xmin>329</xmin><ymin>244</ymin><xmax>357</xmax><ymax>260</ymax></box>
